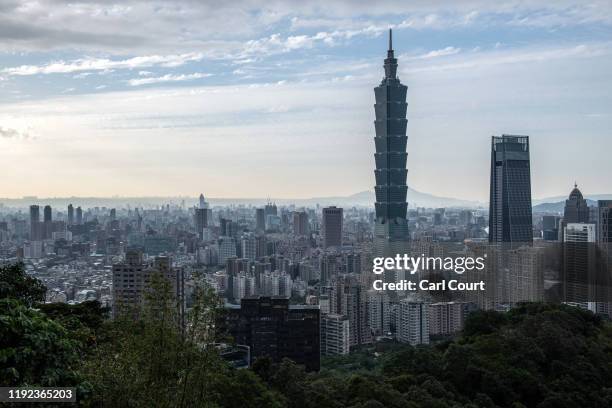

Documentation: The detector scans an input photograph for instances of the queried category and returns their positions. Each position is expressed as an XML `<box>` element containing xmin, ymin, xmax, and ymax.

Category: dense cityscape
<box><xmin>1</xmin><ymin>31</ymin><xmax>610</xmax><ymax>379</ymax></box>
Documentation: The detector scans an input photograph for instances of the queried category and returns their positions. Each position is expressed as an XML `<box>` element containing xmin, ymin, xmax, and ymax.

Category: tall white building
<box><xmin>428</xmin><ymin>301</ymin><xmax>466</xmax><ymax>336</ymax></box>
<box><xmin>396</xmin><ymin>297</ymin><xmax>429</xmax><ymax>345</ymax></box>
<box><xmin>367</xmin><ymin>290</ymin><xmax>391</xmax><ymax>337</ymax></box>
<box><xmin>321</xmin><ymin>314</ymin><xmax>350</xmax><ymax>356</ymax></box>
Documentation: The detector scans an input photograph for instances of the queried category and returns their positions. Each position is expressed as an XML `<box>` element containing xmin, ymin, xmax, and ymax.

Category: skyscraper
<box><xmin>29</xmin><ymin>205</ymin><xmax>42</xmax><ymax>241</ymax></box>
<box><xmin>322</xmin><ymin>206</ymin><xmax>343</xmax><ymax>249</ymax></box>
<box><xmin>373</xmin><ymin>29</ymin><xmax>410</xmax><ymax>256</ymax></box>
<box><xmin>255</xmin><ymin>208</ymin><xmax>266</xmax><ymax>232</ymax></box>
<box><xmin>293</xmin><ymin>211</ymin><xmax>309</xmax><ymax>236</ymax></box>
<box><xmin>43</xmin><ymin>205</ymin><xmax>52</xmax><ymax>239</ymax></box>
<box><xmin>194</xmin><ymin>207</ymin><xmax>211</xmax><ymax>240</ymax></box>
<box><xmin>67</xmin><ymin>204</ymin><xmax>74</xmax><ymax>225</ymax></box>
<box><xmin>564</xmin><ymin>184</ymin><xmax>590</xmax><ymax>224</ymax></box>
<box><xmin>43</xmin><ymin>205</ymin><xmax>52</xmax><ymax>223</ymax></box>
<box><xmin>76</xmin><ymin>206</ymin><xmax>83</xmax><ymax>225</ymax></box>
<box><xmin>562</xmin><ymin>223</ymin><xmax>597</xmax><ymax>309</ymax></box>
<box><xmin>488</xmin><ymin>135</ymin><xmax>533</xmax><ymax>246</ymax></box>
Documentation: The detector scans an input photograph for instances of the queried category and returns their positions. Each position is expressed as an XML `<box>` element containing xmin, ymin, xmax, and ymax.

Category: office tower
<box><xmin>67</xmin><ymin>204</ymin><xmax>74</xmax><ymax>225</ymax></box>
<box><xmin>322</xmin><ymin>206</ymin><xmax>343</xmax><ymax>249</ymax></box>
<box><xmin>563</xmin><ymin>223</ymin><xmax>596</xmax><ymax>310</ymax></box>
<box><xmin>112</xmin><ymin>251</ymin><xmax>185</xmax><ymax>323</ymax></box>
<box><xmin>373</xmin><ymin>29</ymin><xmax>410</xmax><ymax>257</ymax></box>
<box><xmin>43</xmin><ymin>205</ymin><xmax>52</xmax><ymax>222</ymax></box>
<box><xmin>220</xmin><ymin>296</ymin><xmax>320</xmax><ymax>371</ymax></box>
<box><xmin>293</xmin><ymin>211</ymin><xmax>309</xmax><ymax>236</ymax></box>
<box><xmin>488</xmin><ymin>135</ymin><xmax>533</xmax><ymax>246</ymax></box>
<box><xmin>29</xmin><ymin>205</ymin><xmax>41</xmax><ymax>240</ymax></box>
<box><xmin>109</xmin><ymin>208</ymin><xmax>116</xmax><ymax>221</ymax></box>
<box><xmin>330</xmin><ymin>275</ymin><xmax>372</xmax><ymax>347</ymax></box>
<box><xmin>194</xmin><ymin>207</ymin><xmax>211</xmax><ymax>240</ymax></box>
<box><xmin>264</xmin><ymin>201</ymin><xmax>277</xmax><ymax>217</ymax></box>
<box><xmin>199</xmin><ymin>193</ymin><xmax>209</xmax><ymax>209</ymax></box>
<box><xmin>321</xmin><ymin>314</ymin><xmax>350</xmax><ymax>356</ymax></box>
<box><xmin>241</xmin><ymin>233</ymin><xmax>257</xmax><ymax>260</ymax></box>
<box><xmin>396</xmin><ymin>296</ymin><xmax>429</xmax><ymax>345</ymax></box>
<box><xmin>255</xmin><ymin>208</ymin><xmax>265</xmax><ymax>232</ymax></box>
<box><xmin>76</xmin><ymin>206</ymin><xmax>83</xmax><ymax>225</ymax></box>
<box><xmin>564</xmin><ymin>184</ymin><xmax>590</xmax><ymax>223</ymax></box>
<box><xmin>542</xmin><ymin>215</ymin><xmax>561</xmax><ymax>241</ymax></box>
<box><xmin>598</xmin><ymin>201</ymin><xmax>612</xmax><ymax>246</ymax></box>
<box><xmin>367</xmin><ymin>290</ymin><xmax>390</xmax><ymax>337</ymax></box>
<box><xmin>594</xmin><ymin>201</ymin><xmax>612</xmax><ymax>317</ymax></box>
<box><xmin>43</xmin><ymin>205</ymin><xmax>52</xmax><ymax>239</ymax></box>
<box><xmin>428</xmin><ymin>302</ymin><xmax>466</xmax><ymax>336</ymax></box>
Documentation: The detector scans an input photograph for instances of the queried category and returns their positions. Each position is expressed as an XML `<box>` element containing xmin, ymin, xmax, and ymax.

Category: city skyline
<box><xmin>0</xmin><ymin>1</ymin><xmax>611</xmax><ymax>200</ymax></box>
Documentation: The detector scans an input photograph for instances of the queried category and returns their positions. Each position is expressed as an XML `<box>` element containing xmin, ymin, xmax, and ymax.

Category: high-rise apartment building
<box><xmin>112</xmin><ymin>251</ymin><xmax>185</xmax><ymax>323</ymax></box>
<box><xmin>330</xmin><ymin>275</ymin><xmax>372</xmax><ymax>348</ymax></box>
<box><xmin>489</xmin><ymin>135</ymin><xmax>533</xmax><ymax>246</ymax></box>
<box><xmin>396</xmin><ymin>296</ymin><xmax>429</xmax><ymax>345</ymax></box>
<box><xmin>367</xmin><ymin>290</ymin><xmax>391</xmax><ymax>337</ymax></box>
<box><xmin>321</xmin><ymin>314</ymin><xmax>350</xmax><ymax>356</ymax></box>
<box><xmin>322</xmin><ymin>206</ymin><xmax>343</xmax><ymax>249</ymax></box>
<box><xmin>428</xmin><ymin>301</ymin><xmax>466</xmax><ymax>336</ymax></box>
<box><xmin>293</xmin><ymin>211</ymin><xmax>309</xmax><ymax>236</ymax></box>
<box><xmin>373</xmin><ymin>29</ymin><xmax>410</xmax><ymax>256</ymax></box>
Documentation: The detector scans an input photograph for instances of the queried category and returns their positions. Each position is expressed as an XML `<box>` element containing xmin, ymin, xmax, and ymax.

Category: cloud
<box><xmin>2</xmin><ymin>53</ymin><xmax>205</xmax><ymax>76</ymax></box>
<box><xmin>0</xmin><ymin>126</ymin><xmax>30</xmax><ymax>140</ymax></box>
<box><xmin>127</xmin><ymin>72</ymin><xmax>212</xmax><ymax>86</ymax></box>
<box><xmin>412</xmin><ymin>46</ymin><xmax>461</xmax><ymax>59</ymax></box>
<box><xmin>403</xmin><ymin>43</ymin><xmax>611</xmax><ymax>74</ymax></box>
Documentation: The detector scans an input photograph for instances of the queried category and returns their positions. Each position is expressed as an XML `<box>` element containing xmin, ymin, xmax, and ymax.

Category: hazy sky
<box><xmin>0</xmin><ymin>1</ymin><xmax>611</xmax><ymax>201</ymax></box>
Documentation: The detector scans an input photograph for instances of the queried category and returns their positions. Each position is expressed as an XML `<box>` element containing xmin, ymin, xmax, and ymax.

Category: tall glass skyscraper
<box><xmin>373</xmin><ymin>29</ymin><xmax>410</xmax><ymax>256</ymax></box>
<box><xmin>488</xmin><ymin>135</ymin><xmax>533</xmax><ymax>246</ymax></box>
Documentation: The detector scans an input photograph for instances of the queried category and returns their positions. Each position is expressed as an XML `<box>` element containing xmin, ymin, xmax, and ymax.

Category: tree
<box><xmin>0</xmin><ymin>262</ymin><xmax>46</xmax><ymax>305</ymax></box>
<box><xmin>0</xmin><ymin>298</ymin><xmax>85</xmax><ymax>388</ymax></box>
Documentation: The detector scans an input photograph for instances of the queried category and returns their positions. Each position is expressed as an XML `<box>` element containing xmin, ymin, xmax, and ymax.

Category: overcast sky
<box><xmin>0</xmin><ymin>0</ymin><xmax>611</xmax><ymax>200</ymax></box>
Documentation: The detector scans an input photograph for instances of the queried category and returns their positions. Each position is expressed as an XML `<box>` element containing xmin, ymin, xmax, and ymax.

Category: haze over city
<box><xmin>0</xmin><ymin>0</ymin><xmax>611</xmax><ymax>200</ymax></box>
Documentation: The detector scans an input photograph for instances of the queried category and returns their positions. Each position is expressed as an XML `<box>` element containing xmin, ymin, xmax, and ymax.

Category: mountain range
<box><xmin>1</xmin><ymin>189</ymin><xmax>610</xmax><ymax>211</ymax></box>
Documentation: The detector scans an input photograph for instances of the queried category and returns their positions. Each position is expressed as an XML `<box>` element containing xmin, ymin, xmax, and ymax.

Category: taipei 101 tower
<box><xmin>374</xmin><ymin>29</ymin><xmax>410</xmax><ymax>256</ymax></box>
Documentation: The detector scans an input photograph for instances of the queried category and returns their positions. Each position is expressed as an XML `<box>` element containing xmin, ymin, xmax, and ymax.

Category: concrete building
<box><xmin>321</xmin><ymin>314</ymin><xmax>350</xmax><ymax>356</ymax></box>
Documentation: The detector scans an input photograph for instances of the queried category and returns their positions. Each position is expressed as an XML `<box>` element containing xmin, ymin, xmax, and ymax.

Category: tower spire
<box><xmin>383</xmin><ymin>29</ymin><xmax>398</xmax><ymax>80</ymax></box>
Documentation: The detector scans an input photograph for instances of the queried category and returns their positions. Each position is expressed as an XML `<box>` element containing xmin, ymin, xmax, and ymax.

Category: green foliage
<box><xmin>255</xmin><ymin>303</ymin><xmax>612</xmax><ymax>408</ymax></box>
<box><xmin>0</xmin><ymin>298</ymin><xmax>84</xmax><ymax>388</ymax></box>
<box><xmin>0</xmin><ymin>262</ymin><xmax>46</xmax><ymax>305</ymax></box>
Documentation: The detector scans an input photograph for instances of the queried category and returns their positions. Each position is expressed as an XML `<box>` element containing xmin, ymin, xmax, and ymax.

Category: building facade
<box><xmin>373</xmin><ymin>29</ymin><xmax>410</xmax><ymax>256</ymax></box>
